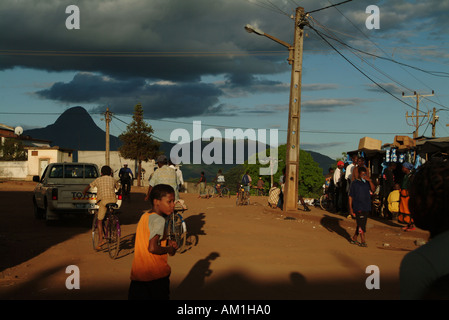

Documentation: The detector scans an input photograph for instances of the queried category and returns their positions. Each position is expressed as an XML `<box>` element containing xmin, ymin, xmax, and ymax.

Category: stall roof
<box><xmin>347</xmin><ymin>148</ymin><xmax>385</xmax><ymax>158</ymax></box>
<box><xmin>415</xmin><ymin>137</ymin><xmax>449</xmax><ymax>154</ymax></box>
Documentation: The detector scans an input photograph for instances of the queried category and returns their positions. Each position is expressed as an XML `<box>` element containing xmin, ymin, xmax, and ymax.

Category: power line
<box><xmin>316</xmin><ymin>29</ymin><xmax>449</xmax><ymax>78</ymax></box>
<box><xmin>308</xmin><ymin>16</ymin><xmax>415</xmax><ymax>94</ymax></box>
<box><xmin>0</xmin><ymin>49</ymin><xmax>288</xmax><ymax>58</ymax></box>
<box><xmin>306</xmin><ymin>0</ymin><xmax>352</xmax><ymax>14</ymax></box>
<box><xmin>308</xmin><ymin>24</ymin><xmax>417</xmax><ymax>111</ymax></box>
<box><xmin>111</xmin><ymin>113</ymin><xmax>410</xmax><ymax>136</ymax></box>
<box><xmin>325</xmin><ymin>0</ymin><xmax>436</xmax><ymax>93</ymax></box>
<box><xmin>308</xmin><ymin>14</ymin><xmax>449</xmax><ymax>113</ymax></box>
<box><xmin>0</xmin><ymin>110</ymin><xmax>412</xmax><ymax>136</ymax></box>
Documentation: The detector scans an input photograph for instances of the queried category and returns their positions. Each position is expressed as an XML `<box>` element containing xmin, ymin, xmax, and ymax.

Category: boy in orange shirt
<box><xmin>128</xmin><ymin>184</ymin><xmax>178</xmax><ymax>300</ymax></box>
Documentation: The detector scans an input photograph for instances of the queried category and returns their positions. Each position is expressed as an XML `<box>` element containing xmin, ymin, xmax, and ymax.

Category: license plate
<box><xmin>75</xmin><ymin>203</ymin><xmax>95</xmax><ymax>209</ymax></box>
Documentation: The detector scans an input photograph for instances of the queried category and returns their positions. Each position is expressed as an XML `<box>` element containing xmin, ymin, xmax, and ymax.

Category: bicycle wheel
<box><xmin>168</xmin><ymin>214</ymin><xmax>185</xmax><ymax>250</ymax></box>
<box><xmin>319</xmin><ymin>194</ymin><xmax>329</xmax><ymax>211</ymax></box>
<box><xmin>92</xmin><ymin>213</ymin><xmax>100</xmax><ymax>250</ymax></box>
<box><xmin>221</xmin><ymin>187</ymin><xmax>231</xmax><ymax>198</ymax></box>
<box><xmin>107</xmin><ymin>216</ymin><xmax>121</xmax><ymax>259</ymax></box>
<box><xmin>236</xmin><ymin>194</ymin><xmax>243</xmax><ymax>206</ymax></box>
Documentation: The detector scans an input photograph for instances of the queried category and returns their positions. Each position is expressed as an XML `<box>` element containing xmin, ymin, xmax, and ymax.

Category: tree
<box><xmin>118</xmin><ymin>104</ymin><xmax>160</xmax><ymax>186</ymax></box>
<box><xmin>0</xmin><ymin>138</ymin><xmax>27</xmax><ymax>161</ymax></box>
<box><xmin>231</xmin><ymin>144</ymin><xmax>324</xmax><ymax>198</ymax></box>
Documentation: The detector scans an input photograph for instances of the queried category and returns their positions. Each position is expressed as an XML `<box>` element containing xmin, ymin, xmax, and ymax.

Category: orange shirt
<box><xmin>130</xmin><ymin>212</ymin><xmax>171</xmax><ymax>281</ymax></box>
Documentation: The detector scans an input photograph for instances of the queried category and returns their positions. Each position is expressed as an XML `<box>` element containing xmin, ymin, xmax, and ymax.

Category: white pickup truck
<box><xmin>32</xmin><ymin>162</ymin><xmax>122</xmax><ymax>221</ymax></box>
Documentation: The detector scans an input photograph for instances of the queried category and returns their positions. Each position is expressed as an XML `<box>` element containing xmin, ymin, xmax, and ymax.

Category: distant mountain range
<box><xmin>24</xmin><ymin>106</ymin><xmax>336</xmax><ymax>178</ymax></box>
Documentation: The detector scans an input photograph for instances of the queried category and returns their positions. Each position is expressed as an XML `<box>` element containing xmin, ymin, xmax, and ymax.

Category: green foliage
<box><xmin>118</xmin><ymin>104</ymin><xmax>160</xmax><ymax>162</ymax></box>
<box><xmin>118</xmin><ymin>104</ymin><xmax>160</xmax><ymax>185</ymax></box>
<box><xmin>0</xmin><ymin>138</ymin><xmax>27</xmax><ymax>161</ymax></box>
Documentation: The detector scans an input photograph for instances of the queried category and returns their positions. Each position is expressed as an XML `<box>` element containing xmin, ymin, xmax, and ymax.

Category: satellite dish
<box><xmin>14</xmin><ymin>126</ymin><xmax>23</xmax><ymax>136</ymax></box>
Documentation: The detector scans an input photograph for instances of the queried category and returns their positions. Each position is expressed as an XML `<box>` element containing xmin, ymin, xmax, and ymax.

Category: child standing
<box><xmin>348</xmin><ymin>166</ymin><xmax>375</xmax><ymax>247</ymax></box>
<box><xmin>128</xmin><ymin>184</ymin><xmax>178</xmax><ymax>300</ymax></box>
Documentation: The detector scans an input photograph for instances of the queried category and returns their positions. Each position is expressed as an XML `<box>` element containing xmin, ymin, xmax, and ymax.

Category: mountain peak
<box><xmin>53</xmin><ymin>106</ymin><xmax>97</xmax><ymax>128</ymax></box>
<box><xmin>24</xmin><ymin>106</ymin><xmax>121</xmax><ymax>151</ymax></box>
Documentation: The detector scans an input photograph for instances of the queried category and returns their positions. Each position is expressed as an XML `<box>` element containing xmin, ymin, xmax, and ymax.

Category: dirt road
<box><xmin>0</xmin><ymin>181</ymin><xmax>429</xmax><ymax>300</ymax></box>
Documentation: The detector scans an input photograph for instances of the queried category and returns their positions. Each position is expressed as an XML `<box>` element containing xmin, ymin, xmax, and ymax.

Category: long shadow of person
<box><xmin>173</xmin><ymin>252</ymin><xmax>220</xmax><ymax>299</ymax></box>
<box><xmin>320</xmin><ymin>214</ymin><xmax>352</xmax><ymax>242</ymax></box>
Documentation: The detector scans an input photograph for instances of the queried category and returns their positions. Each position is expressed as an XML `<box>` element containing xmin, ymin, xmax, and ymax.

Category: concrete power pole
<box><xmin>283</xmin><ymin>7</ymin><xmax>307</xmax><ymax>212</ymax></box>
<box><xmin>244</xmin><ymin>7</ymin><xmax>308</xmax><ymax>212</ymax></box>
<box><xmin>104</xmin><ymin>108</ymin><xmax>112</xmax><ymax>166</ymax></box>
<box><xmin>403</xmin><ymin>91</ymin><xmax>434</xmax><ymax>139</ymax></box>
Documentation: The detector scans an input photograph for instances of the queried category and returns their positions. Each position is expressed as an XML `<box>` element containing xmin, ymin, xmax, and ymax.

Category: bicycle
<box><xmin>235</xmin><ymin>184</ymin><xmax>250</xmax><ymax>206</ymax></box>
<box><xmin>91</xmin><ymin>202</ymin><xmax>121</xmax><ymax>259</ymax></box>
<box><xmin>119</xmin><ymin>178</ymin><xmax>132</xmax><ymax>201</ymax></box>
<box><xmin>319</xmin><ymin>189</ymin><xmax>333</xmax><ymax>211</ymax></box>
<box><xmin>166</xmin><ymin>204</ymin><xmax>187</xmax><ymax>252</ymax></box>
<box><xmin>214</xmin><ymin>184</ymin><xmax>231</xmax><ymax>198</ymax></box>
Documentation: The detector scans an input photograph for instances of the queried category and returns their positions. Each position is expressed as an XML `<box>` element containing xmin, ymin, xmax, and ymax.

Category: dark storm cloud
<box><xmin>36</xmin><ymin>72</ymin><xmax>146</xmax><ymax>102</ymax></box>
<box><xmin>2</xmin><ymin>0</ymin><xmax>448</xmax><ymax>118</ymax></box>
<box><xmin>2</xmin><ymin>0</ymin><xmax>448</xmax><ymax>78</ymax></box>
<box><xmin>36</xmin><ymin>72</ymin><xmax>224</xmax><ymax>118</ymax></box>
<box><xmin>0</xmin><ymin>0</ymin><xmax>293</xmax><ymax>81</ymax></box>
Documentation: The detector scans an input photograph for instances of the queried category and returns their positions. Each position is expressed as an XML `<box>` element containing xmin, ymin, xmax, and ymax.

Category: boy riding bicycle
<box><xmin>83</xmin><ymin>165</ymin><xmax>118</xmax><ymax>250</ymax></box>
<box><xmin>213</xmin><ymin>170</ymin><xmax>226</xmax><ymax>196</ymax></box>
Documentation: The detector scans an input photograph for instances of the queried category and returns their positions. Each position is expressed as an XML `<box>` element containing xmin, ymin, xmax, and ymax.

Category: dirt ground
<box><xmin>0</xmin><ymin>180</ymin><xmax>429</xmax><ymax>300</ymax></box>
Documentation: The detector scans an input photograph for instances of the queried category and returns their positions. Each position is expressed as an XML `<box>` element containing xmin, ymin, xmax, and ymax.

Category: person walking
<box><xmin>398</xmin><ymin>162</ymin><xmax>415</xmax><ymax>231</ymax></box>
<box><xmin>197</xmin><ymin>171</ymin><xmax>207</xmax><ymax>198</ymax></box>
<box><xmin>333</xmin><ymin>161</ymin><xmax>345</xmax><ymax>213</ymax></box>
<box><xmin>348</xmin><ymin>166</ymin><xmax>375</xmax><ymax>247</ymax></box>
<box><xmin>145</xmin><ymin>155</ymin><xmax>179</xmax><ymax>201</ymax></box>
<box><xmin>382</xmin><ymin>162</ymin><xmax>397</xmax><ymax>219</ymax></box>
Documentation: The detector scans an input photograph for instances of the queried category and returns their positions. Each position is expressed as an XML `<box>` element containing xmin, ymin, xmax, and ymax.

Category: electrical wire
<box><xmin>0</xmin><ymin>49</ymin><xmax>287</xmax><ymax>58</ymax></box>
<box><xmin>308</xmin><ymin>15</ymin><xmax>415</xmax><ymax>94</ymax></box>
<box><xmin>325</xmin><ymin>0</ymin><xmax>438</xmax><ymax>93</ymax></box>
<box><xmin>306</xmin><ymin>0</ymin><xmax>352</xmax><ymax>14</ymax></box>
<box><xmin>308</xmin><ymin>24</ymin><xmax>416</xmax><ymax>111</ymax></box>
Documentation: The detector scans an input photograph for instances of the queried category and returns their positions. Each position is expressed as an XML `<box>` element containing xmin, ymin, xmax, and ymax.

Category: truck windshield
<box><xmin>49</xmin><ymin>165</ymin><xmax>98</xmax><ymax>179</ymax></box>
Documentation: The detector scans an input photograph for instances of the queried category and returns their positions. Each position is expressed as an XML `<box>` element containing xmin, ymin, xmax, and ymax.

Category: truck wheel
<box><xmin>44</xmin><ymin>199</ymin><xmax>59</xmax><ymax>222</ymax></box>
<box><xmin>33</xmin><ymin>198</ymin><xmax>45</xmax><ymax>219</ymax></box>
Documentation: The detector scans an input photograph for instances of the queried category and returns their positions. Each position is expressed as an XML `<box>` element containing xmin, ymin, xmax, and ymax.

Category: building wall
<box><xmin>0</xmin><ymin>161</ymin><xmax>27</xmax><ymax>180</ymax></box>
<box><xmin>27</xmin><ymin>148</ymin><xmax>73</xmax><ymax>178</ymax></box>
<box><xmin>77</xmin><ymin>151</ymin><xmax>156</xmax><ymax>186</ymax></box>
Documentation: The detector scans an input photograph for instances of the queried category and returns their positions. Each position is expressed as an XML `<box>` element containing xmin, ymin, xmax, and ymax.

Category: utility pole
<box><xmin>430</xmin><ymin>107</ymin><xmax>439</xmax><ymax>138</ymax></box>
<box><xmin>104</xmin><ymin>108</ymin><xmax>112</xmax><ymax>166</ymax></box>
<box><xmin>283</xmin><ymin>7</ymin><xmax>307</xmax><ymax>212</ymax></box>
<box><xmin>403</xmin><ymin>91</ymin><xmax>434</xmax><ymax>139</ymax></box>
<box><xmin>244</xmin><ymin>7</ymin><xmax>307</xmax><ymax>212</ymax></box>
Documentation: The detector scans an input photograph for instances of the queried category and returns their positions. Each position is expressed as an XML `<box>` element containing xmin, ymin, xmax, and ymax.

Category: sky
<box><xmin>1</xmin><ymin>0</ymin><xmax>449</xmax><ymax>161</ymax></box>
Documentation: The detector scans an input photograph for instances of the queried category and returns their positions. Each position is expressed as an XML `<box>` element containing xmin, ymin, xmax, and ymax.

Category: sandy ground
<box><xmin>0</xmin><ymin>180</ymin><xmax>429</xmax><ymax>300</ymax></box>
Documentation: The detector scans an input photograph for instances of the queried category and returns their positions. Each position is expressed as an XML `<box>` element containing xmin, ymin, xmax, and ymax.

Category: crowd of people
<box><xmin>324</xmin><ymin>155</ymin><xmax>415</xmax><ymax>229</ymax></box>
